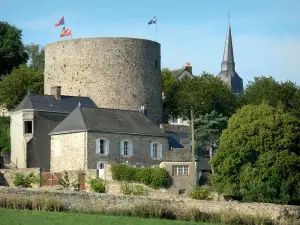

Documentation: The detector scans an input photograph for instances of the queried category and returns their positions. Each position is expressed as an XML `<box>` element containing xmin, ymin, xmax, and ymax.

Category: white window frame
<box><xmin>120</xmin><ymin>140</ymin><xmax>133</xmax><ymax>157</ymax></box>
<box><xmin>96</xmin><ymin>138</ymin><xmax>110</xmax><ymax>155</ymax></box>
<box><xmin>150</xmin><ymin>142</ymin><xmax>163</xmax><ymax>159</ymax></box>
<box><xmin>97</xmin><ymin>162</ymin><xmax>105</xmax><ymax>170</ymax></box>
<box><xmin>172</xmin><ymin>165</ymin><xmax>189</xmax><ymax>176</ymax></box>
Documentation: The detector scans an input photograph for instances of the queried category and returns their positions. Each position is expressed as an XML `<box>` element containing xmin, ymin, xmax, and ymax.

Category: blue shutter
<box><xmin>130</xmin><ymin>142</ymin><xmax>133</xmax><ymax>156</ymax></box>
<box><xmin>150</xmin><ymin>143</ymin><xmax>153</xmax><ymax>158</ymax></box>
<box><xmin>120</xmin><ymin>141</ymin><xmax>124</xmax><ymax>155</ymax></box>
<box><xmin>106</xmin><ymin>140</ymin><xmax>110</xmax><ymax>155</ymax></box>
<box><xmin>159</xmin><ymin>144</ymin><xmax>163</xmax><ymax>159</ymax></box>
<box><xmin>96</xmin><ymin>139</ymin><xmax>100</xmax><ymax>154</ymax></box>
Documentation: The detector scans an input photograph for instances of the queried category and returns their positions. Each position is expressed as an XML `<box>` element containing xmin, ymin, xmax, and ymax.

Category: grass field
<box><xmin>0</xmin><ymin>208</ymin><xmax>221</xmax><ymax>225</ymax></box>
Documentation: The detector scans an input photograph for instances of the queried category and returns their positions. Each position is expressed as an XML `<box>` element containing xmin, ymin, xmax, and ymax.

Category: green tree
<box><xmin>161</xmin><ymin>68</ymin><xmax>177</xmax><ymax>95</ymax></box>
<box><xmin>164</xmin><ymin>72</ymin><xmax>238</xmax><ymax>120</ymax></box>
<box><xmin>0</xmin><ymin>116</ymin><xmax>10</xmax><ymax>152</ymax></box>
<box><xmin>211</xmin><ymin>104</ymin><xmax>300</xmax><ymax>205</ymax></box>
<box><xmin>0</xmin><ymin>21</ymin><xmax>28</xmax><ymax>76</ymax></box>
<box><xmin>194</xmin><ymin>110</ymin><xmax>228</xmax><ymax>172</ymax></box>
<box><xmin>0</xmin><ymin>65</ymin><xmax>44</xmax><ymax>110</ymax></box>
<box><xmin>25</xmin><ymin>43</ymin><xmax>45</xmax><ymax>73</ymax></box>
<box><xmin>244</xmin><ymin>76</ymin><xmax>300</xmax><ymax>115</ymax></box>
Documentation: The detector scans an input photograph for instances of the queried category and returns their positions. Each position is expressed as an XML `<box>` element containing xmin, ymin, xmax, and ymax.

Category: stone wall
<box><xmin>87</xmin><ymin>132</ymin><xmax>169</xmax><ymax>169</ymax></box>
<box><xmin>50</xmin><ymin>132</ymin><xmax>86</xmax><ymax>172</ymax></box>
<box><xmin>0</xmin><ymin>186</ymin><xmax>299</xmax><ymax>223</ymax></box>
<box><xmin>44</xmin><ymin>37</ymin><xmax>163</xmax><ymax>124</ymax></box>
<box><xmin>0</xmin><ymin>168</ymin><xmax>40</xmax><ymax>186</ymax></box>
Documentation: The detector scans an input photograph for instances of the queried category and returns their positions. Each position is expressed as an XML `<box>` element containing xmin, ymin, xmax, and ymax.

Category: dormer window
<box><xmin>24</xmin><ymin>121</ymin><xmax>33</xmax><ymax>134</ymax></box>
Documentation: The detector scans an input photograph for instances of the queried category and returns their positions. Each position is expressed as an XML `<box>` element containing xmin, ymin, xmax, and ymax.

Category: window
<box><xmin>24</xmin><ymin>121</ymin><xmax>33</xmax><ymax>134</ymax></box>
<box><xmin>154</xmin><ymin>59</ymin><xmax>158</xmax><ymax>69</ymax></box>
<box><xmin>124</xmin><ymin>141</ymin><xmax>128</xmax><ymax>156</ymax></box>
<box><xmin>153</xmin><ymin>143</ymin><xmax>158</xmax><ymax>158</ymax></box>
<box><xmin>150</xmin><ymin>142</ymin><xmax>162</xmax><ymax>159</ymax></box>
<box><xmin>100</xmin><ymin>140</ymin><xmax>105</xmax><ymax>154</ymax></box>
<box><xmin>172</xmin><ymin>165</ymin><xmax>189</xmax><ymax>176</ymax></box>
<box><xmin>96</xmin><ymin>139</ymin><xmax>109</xmax><ymax>155</ymax></box>
<box><xmin>120</xmin><ymin>140</ymin><xmax>133</xmax><ymax>156</ymax></box>
<box><xmin>179</xmin><ymin>189</ymin><xmax>186</xmax><ymax>195</ymax></box>
<box><xmin>97</xmin><ymin>162</ymin><xmax>104</xmax><ymax>169</ymax></box>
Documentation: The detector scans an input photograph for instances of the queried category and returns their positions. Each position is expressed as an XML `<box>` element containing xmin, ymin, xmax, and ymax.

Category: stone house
<box><xmin>160</xmin><ymin>148</ymin><xmax>211</xmax><ymax>196</ymax></box>
<box><xmin>49</xmin><ymin>105</ymin><xmax>169</xmax><ymax>175</ymax></box>
<box><xmin>10</xmin><ymin>86</ymin><xmax>96</xmax><ymax>171</ymax></box>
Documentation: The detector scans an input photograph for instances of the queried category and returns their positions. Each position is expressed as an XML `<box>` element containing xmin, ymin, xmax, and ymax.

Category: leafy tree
<box><xmin>25</xmin><ymin>43</ymin><xmax>45</xmax><ymax>73</ymax></box>
<box><xmin>0</xmin><ymin>21</ymin><xmax>28</xmax><ymax>76</ymax></box>
<box><xmin>0</xmin><ymin>116</ymin><xmax>10</xmax><ymax>152</ymax></box>
<box><xmin>161</xmin><ymin>68</ymin><xmax>177</xmax><ymax>95</ymax></box>
<box><xmin>244</xmin><ymin>76</ymin><xmax>300</xmax><ymax>116</ymax></box>
<box><xmin>0</xmin><ymin>65</ymin><xmax>44</xmax><ymax>110</ymax></box>
<box><xmin>211</xmin><ymin>104</ymin><xmax>300</xmax><ymax>205</ymax></box>
<box><xmin>194</xmin><ymin>110</ymin><xmax>228</xmax><ymax>173</ymax></box>
<box><xmin>164</xmin><ymin>72</ymin><xmax>238</xmax><ymax>120</ymax></box>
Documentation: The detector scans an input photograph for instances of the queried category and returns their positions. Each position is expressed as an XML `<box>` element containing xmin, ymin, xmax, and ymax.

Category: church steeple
<box><xmin>221</xmin><ymin>25</ymin><xmax>235</xmax><ymax>72</ymax></box>
<box><xmin>218</xmin><ymin>23</ymin><xmax>244</xmax><ymax>95</ymax></box>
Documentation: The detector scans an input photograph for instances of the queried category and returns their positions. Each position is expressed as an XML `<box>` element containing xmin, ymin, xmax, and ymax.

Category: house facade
<box><xmin>50</xmin><ymin>106</ymin><xmax>169</xmax><ymax>173</ymax></box>
<box><xmin>10</xmin><ymin>86</ymin><xmax>96</xmax><ymax>171</ymax></box>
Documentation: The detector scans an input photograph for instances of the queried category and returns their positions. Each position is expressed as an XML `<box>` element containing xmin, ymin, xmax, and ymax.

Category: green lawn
<box><xmin>0</xmin><ymin>208</ymin><xmax>221</xmax><ymax>225</ymax></box>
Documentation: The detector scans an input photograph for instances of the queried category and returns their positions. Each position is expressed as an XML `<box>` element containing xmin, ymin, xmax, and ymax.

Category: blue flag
<box><xmin>148</xmin><ymin>16</ymin><xmax>156</xmax><ymax>25</ymax></box>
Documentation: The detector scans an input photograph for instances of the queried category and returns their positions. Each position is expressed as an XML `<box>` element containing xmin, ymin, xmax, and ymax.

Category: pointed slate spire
<box><xmin>221</xmin><ymin>25</ymin><xmax>235</xmax><ymax>71</ymax></box>
<box><xmin>218</xmin><ymin>24</ymin><xmax>244</xmax><ymax>95</ymax></box>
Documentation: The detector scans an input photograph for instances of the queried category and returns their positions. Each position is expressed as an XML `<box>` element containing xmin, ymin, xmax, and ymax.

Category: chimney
<box><xmin>51</xmin><ymin>86</ymin><xmax>61</xmax><ymax>100</ymax></box>
<box><xmin>184</xmin><ymin>62</ymin><xmax>192</xmax><ymax>74</ymax></box>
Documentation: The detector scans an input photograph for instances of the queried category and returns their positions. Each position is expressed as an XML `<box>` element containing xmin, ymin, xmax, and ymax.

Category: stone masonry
<box><xmin>44</xmin><ymin>38</ymin><xmax>163</xmax><ymax>124</ymax></box>
<box><xmin>50</xmin><ymin>131</ymin><xmax>169</xmax><ymax>172</ymax></box>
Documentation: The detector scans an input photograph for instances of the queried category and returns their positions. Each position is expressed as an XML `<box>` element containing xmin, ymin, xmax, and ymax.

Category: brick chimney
<box><xmin>184</xmin><ymin>62</ymin><xmax>192</xmax><ymax>74</ymax></box>
<box><xmin>51</xmin><ymin>86</ymin><xmax>61</xmax><ymax>100</ymax></box>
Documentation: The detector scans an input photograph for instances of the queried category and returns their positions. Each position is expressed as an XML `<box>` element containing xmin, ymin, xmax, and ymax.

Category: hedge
<box><xmin>110</xmin><ymin>164</ymin><xmax>170</xmax><ymax>189</ymax></box>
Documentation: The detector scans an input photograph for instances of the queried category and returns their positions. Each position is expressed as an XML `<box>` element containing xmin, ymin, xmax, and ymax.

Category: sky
<box><xmin>1</xmin><ymin>0</ymin><xmax>300</xmax><ymax>85</ymax></box>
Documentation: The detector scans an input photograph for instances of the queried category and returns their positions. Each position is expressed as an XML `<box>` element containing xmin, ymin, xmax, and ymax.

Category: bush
<box><xmin>111</xmin><ymin>164</ymin><xmax>171</xmax><ymax>189</ymax></box>
<box><xmin>110</xmin><ymin>164</ymin><xmax>136</xmax><ymax>181</ymax></box>
<box><xmin>190</xmin><ymin>186</ymin><xmax>212</xmax><ymax>200</ymax></box>
<box><xmin>89</xmin><ymin>178</ymin><xmax>106</xmax><ymax>193</ymax></box>
<box><xmin>120</xmin><ymin>181</ymin><xmax>148</xmax><ymax>196</ymax></box>
<box><xmin>135</xmin><ymin>168</ymin><xmax>152</xmax><ymax>185</ymax></box>
<box><xmin>149</xmin><ymin>167</ymin><xmax>170</xmax><ymax>189</ymax></box>
<box><xmin>13</xmin><ymin>172</ymin><xmax>40</xmax><ymax>188</ymax></box>
<box><xmin>58</xmin><ymin>172</ymin><xmax>80</xmax><ymax>191</ymax></box>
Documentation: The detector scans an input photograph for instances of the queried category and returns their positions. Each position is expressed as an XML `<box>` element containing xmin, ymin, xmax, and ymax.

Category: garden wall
<box><xmin>0</xmin><ymin>186</ymin><xmax>298</xmax><ymax>223</ymax></box>
<box><xmin>0</xmin><ymin>168</ymin><xmax>40</xmax><ymax>186</ymax></box>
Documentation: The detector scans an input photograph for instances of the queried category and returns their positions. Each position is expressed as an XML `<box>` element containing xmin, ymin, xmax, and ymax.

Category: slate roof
<box><xmin>13</xmin><ymin>93</ymin><xmax>96</xmax><ymax>113</ymax></box>
<box><xmin>50</xmin><ymin>106</ymin><xmax>167</xmax><ymax>137</ymax></box>
<box><xmin>170</xmin><ymin>68</ymin><xmax>193</xmax><ymax>80</ymax></box>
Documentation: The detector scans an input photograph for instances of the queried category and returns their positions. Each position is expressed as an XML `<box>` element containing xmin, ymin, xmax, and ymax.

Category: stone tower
<box><xmin>217</xmin><ymin>25</ymin><xmax>243</xmax><ymax>94</ymax></box>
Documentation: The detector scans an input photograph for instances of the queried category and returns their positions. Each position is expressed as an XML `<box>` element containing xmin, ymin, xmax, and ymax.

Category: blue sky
<box><xmin>1</xmin><ymin>0</ymin><xmax>300</xmax><ymax>85</ymax></box>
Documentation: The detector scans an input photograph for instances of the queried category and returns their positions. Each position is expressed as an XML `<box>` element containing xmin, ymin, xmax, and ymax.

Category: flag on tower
<box><xmin>55</xmin><ymin>16</ymin><xmax>65</xmax><ymax>27</ymax></box>
<box><xmin>148</xmin><ymin>16</ymin><xmax>156</xmax><ymax>25</ymax></box>
<box><xmin>60</xmin><ymin>27</ymin><xmax>72</xmax><ymax>37</ymax></box>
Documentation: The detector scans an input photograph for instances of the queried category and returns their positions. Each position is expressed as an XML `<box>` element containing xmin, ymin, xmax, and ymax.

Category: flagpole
<box><xmin>156</xmin><ymin>16</ymin><xmax>157</xmax><ymax>42</ymax></box>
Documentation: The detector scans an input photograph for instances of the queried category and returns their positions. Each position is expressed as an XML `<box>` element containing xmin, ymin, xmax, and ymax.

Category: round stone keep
<box><xmin>44</xmin><ymin>37</ymin><xmax>162</xmax><ymax>124</ymax></box>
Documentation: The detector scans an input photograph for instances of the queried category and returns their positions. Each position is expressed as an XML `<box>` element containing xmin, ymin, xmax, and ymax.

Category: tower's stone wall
<box><xmin>44</xmin><ymin>37</ymin><xmax>162</xmax><ymax>123</ymax></box>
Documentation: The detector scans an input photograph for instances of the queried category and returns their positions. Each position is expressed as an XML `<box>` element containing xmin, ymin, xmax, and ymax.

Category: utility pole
<box><xmin>191</xmin><ymin>110</ymin><xmax>197</xmax><ymax>185</ymax></box>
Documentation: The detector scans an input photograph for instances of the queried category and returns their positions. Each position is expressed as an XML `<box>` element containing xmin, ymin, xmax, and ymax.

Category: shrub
<box><xmin>135</xmin><ymin>168</ymin><xmax>152</xmax><ymax>185</ymax></box>
<box><xmin>110</xmin><ymin>164</ymin><xmax>136</xmax><ymax>181</ymax></box>
<box><xmin>120</xmin><ymin>182</ymin><xmax>148</xmax><ymax>196</ymax></box>
<box><xmin>190</xmin><ymin>186</ymin><xmax>212</xmax><ymax>200</ymax></box>
<box><xmin>89</xmin><ymin>178</ymin><xmax>106</xmax><ymax>193</ymax></box>
<box><xmin>111</xmin><ymin>164</ymin><xmax>171</xmax><ymax>189</ymax></box>
<box><xmin>58</xmin><ymin>172</ymin><xmax>80</xmax><ymax>191</ymax></box>
<box><xmin>13</xmin><ymin>172</ymin><xmax>40</xmax><ymax>188</ymax></box>
<box><xmin>149</xmin><ymin>167</ymin><xmax>170</xmax><ymax>189</ymax></box>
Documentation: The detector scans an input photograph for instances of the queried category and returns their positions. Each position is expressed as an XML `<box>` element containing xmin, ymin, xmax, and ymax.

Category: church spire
<box><xmin>221</xmin><ymin>25</ymin><xmax>235</xmax><ymax>72</ymax></box>
<box><xmin>217</xmin><ymin>21</ymin><xmax>244</xmax><ymax>95</ymax></box>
